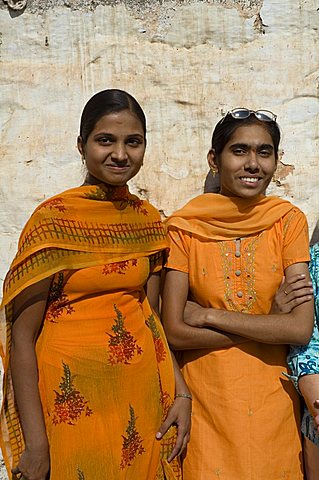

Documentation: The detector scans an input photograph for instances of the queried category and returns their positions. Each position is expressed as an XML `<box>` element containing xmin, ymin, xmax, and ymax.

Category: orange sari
<box><xmin>1</xmin><ymin>184</ymin><xmax>181</xmax><ymax>480</ymax></box>
<box><xmin>166</xmin><ymin>193</ymin><xmax>310</xmax><ymax>480</ymax></box>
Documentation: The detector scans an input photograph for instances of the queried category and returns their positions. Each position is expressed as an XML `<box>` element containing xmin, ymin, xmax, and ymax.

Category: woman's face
<box><xmin>78</xmin><ymin>109</ymin><xmax>146</xmax><ymax>186</ymax></box>
<box><xmin>208</xmin><ymin>124</ymin><xmax>277</xmax><ymax>198</ymax></box>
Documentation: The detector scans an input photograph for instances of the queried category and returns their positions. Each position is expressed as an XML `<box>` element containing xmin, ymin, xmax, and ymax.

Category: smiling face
<box><xmin>208</xmin><ymin>124</ymin><xmax>277</xmax><ymax>199</ymax></box>
<box><xmin>78</xmin><ymin>109</ymin><xmax>146</xmax><ymax>187</ymax></box>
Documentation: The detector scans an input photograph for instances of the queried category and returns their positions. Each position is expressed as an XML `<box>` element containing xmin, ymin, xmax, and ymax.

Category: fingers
<box><xmin>281</xmin><ymin>275</ymin><xmax>313</xmax><ymax>295</ymax></box>
<box><xmin>285</xmin><ymin>293</ymin><xmax>314</xmax><ymax>310</ymax></box>
<box><xmin>156</xmin><ymin>400</ymin><xmax>191</xmax><ymax>463</ymax></box>
<box><xmin>167</xmin><ymin>428</ymin><xmax>190</xmax><ymax>462</ymax></box>
<box><xmin>277</xmin><ymin>275</ymin><xmax>313</xmax><ymax>309</ymax></box>
<box><xmin>282</xmin><ymin>274</ymin><xmax>307</xmax><ymax>287</ymax></box>
<box><xmin>285</xmin><ymin>284</ymin><xmax>313</xmax><ymax>298</ymax></box>
<box><xmin>156</xmin><ymin>406</ymin><xmax>186</xmax><ymax>440</ymax></box>
<box><xmin>155</xmin><ymin>422</ymin><xmax>168</xmax><ymax>440</ymax></box>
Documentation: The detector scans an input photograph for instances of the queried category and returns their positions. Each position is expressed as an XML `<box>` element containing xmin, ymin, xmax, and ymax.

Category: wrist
<box><xmin>204</xmin><ymin>308</ymin><xmax>215</xmax><ymax>327</ymax></box>
<box><xmin>174</xmin><ymin>392</ymin><xmax>192</xmax><ymax>401</ymax></box>
<box><xmin>25</xmin><ymin>435</ymin><xmax>49</xmax><ymax>452</ymax></box>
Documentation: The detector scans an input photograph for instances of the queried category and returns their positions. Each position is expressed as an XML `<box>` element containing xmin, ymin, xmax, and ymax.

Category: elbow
<box><xmin>163</xmin><ymin>326</ymin><xmax>187</xmax><ymax>351</ymax></box>
<box><xmin>165</xmin><ymin>333</ymin><xmax>183</xmax><ymax>351</ymax></box>
<box><xmin>290</xmin><ymin>326</ymin><xmax>313</xmax><ymax>346</ymax></box>
<box><xmin>294</xmin><ymin>331</ymin><xmax>312</xmax><ymax>346</ymax></box>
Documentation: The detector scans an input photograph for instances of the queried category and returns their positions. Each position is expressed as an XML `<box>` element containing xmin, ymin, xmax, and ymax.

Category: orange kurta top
<box><xmin>0</xmin><ymin>184</ymin><xmax>181</xmax><ymax>480</ymax></box>
<box><xmin>166</xmin><ymin>193</ymin><xmax>310</xmax><ymax>480</ymax></box>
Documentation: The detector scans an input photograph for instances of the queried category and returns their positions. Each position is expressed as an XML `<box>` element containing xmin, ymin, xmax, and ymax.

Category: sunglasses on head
<box><xmin>221</xmin><ymin>108</ymin><xmax>277</xmax><ymax>123</ymax></box>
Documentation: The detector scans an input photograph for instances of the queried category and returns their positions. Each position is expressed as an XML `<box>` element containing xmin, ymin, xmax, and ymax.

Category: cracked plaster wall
<box><xmin>0</xmin><ymin>0</ymin><xmax>318</xmax><ymax>472</ymax></box>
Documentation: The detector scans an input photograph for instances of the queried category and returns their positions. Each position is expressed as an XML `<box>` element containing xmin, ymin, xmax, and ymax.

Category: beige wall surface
<box><xmin>0</xmin><ymin>0</ymin><xmax>318</xmax><ymax>475</ymax></box>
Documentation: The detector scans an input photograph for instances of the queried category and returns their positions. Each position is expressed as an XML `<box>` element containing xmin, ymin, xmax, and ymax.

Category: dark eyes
<box><xmin>232</xmin><ymin>148</ymin><xmax>272</xmax><ymax>157</ymax></box>
<box><xmin>258</xmin><ymin>150</ymin><xmax>272</xmax><ymax>157</ymax></box>
<box><xmin>232</xmin><ymin>148</ymin><xmax>246</xmax><ymax>155</ymax></box>
<box><xmin>127</xmin><ymin>138</ymin><xmax>143</xmax><ymax>146</ymax></box>
<box><xmin>98</xmin><ymin>137</ymin><xmax>112</xmax><ymax>145</ymax></box>
<box><xmin>97</xmin><ymin>137</ymin><xmax>142</xmax><ymax>146</ymax></box>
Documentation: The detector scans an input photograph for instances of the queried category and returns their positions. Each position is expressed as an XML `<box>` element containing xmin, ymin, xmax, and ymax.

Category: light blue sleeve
<box><xmin>287</xmin><ymin>243</ymin><xmax>319</xmax><ymax>446</ymax></box>
<box><xmin>287</xmin><ymin>244</ymin><xmax>319</xmax><ymax>381</ymax></box>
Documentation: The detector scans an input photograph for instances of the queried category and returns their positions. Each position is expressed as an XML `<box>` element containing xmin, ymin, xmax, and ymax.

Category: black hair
<box><xmin>79</xmin><ymin>89</ymin><xmax>146</xmax><ymax>144</ymax></box>
<box><xmin>211</xmin><ymin>112</ymin><xmax>281</xmax><ymax>161</ymax></box>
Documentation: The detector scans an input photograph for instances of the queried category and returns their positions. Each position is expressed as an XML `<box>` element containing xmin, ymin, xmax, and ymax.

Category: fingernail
<box><xmin>299</xmin><ymin>274</ymin><xmax>306</xmax><ymax>278</ymax></box>
<box><xmin>156</xmin><ymin>432</ymin><xmax>162</xmax><ymax>439</ymax></box>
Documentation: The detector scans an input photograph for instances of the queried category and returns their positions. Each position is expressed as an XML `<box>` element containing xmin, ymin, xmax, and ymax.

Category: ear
<box><xmin>77</xmin><ymin>136</ymin><xmax>85</xmax><ymax>157</ymax></box>
<box><xmin>207</xmin><ymin>149</ymin><xmax>218</xmax><ymax>171</ymax></box>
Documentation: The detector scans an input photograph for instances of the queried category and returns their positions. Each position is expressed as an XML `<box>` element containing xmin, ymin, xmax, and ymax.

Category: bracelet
<box><xmin>174</xmin><ymin>393</ymin><xmax>193</xmax><ymax>401</ymax></box>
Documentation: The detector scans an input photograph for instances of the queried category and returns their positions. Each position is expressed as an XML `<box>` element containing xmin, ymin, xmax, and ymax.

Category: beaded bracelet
<box><xmin>174</xmin><ymin>393</ymin><xmax>193</xmax><ymax>401</ymax></box>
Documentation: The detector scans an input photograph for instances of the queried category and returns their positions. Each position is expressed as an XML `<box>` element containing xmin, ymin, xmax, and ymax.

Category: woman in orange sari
<box><xmin>162</xmin><ymin>108</ymin><xmax>314</xmax><ymax>479</ymax></box>
<box><xmin>0</xmin><ymin>89</ymin><xmax>191</xmax><ymax>480</ymax></box>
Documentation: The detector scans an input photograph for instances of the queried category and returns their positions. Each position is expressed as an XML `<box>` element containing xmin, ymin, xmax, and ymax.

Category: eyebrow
<box><xmin>94</xmin><ymin>132</ymin><xmax>144</xmax><ymax>138</ymax></box>
<box><xmin>230</xmin><ymin>143</ymin><xmax>274</xmax><ymax>150</ymax></box>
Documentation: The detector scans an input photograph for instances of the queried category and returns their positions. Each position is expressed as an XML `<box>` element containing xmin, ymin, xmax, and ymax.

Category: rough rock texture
<box><xmin>0</xmin><ymin>0</ymin><xmax>318</xmax><ymax>476</ymax></box>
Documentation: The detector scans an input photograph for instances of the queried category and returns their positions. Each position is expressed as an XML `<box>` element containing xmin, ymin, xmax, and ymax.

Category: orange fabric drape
<box><xmin>166</xmin><ymin>193</ymin><xmax>309</xmax><ymax>480</ymax></box>
<box><xmin>0</xmin><ymin>184</ymin><xmax>181</xmax><ymax>480</ymax></box>
<box><xmin>166</xmin><ymin>192</ymin><xmax>296</xmax><ymax>239</ymax></box>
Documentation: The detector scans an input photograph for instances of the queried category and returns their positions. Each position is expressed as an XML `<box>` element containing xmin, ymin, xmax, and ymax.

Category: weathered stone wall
<box><xmin>0</xmin><ymin>0</ymin><xmax>318</xmax><ymax>476</ymax></box>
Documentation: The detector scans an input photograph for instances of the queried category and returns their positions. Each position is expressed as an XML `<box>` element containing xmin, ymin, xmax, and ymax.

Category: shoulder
<box><xmin>129</xmin><ymin>196</ymin><xmax>162</xmax><ymax>221</ymax></box>
<box><xmin>33</xmin><ymin>186</ymin><xmax>84</xmax><ymax>214</ymax></box>
<box><xmin>267</xmin><ymin>198</ymin><xmax>308</xmax><ymax>233</ymax></box>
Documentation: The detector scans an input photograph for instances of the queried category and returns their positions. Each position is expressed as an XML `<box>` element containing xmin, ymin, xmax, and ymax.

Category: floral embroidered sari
<box><xmin>0</xmin><ymin>184</ymin><xmax>181</xmax><ymax>480</ymax></box>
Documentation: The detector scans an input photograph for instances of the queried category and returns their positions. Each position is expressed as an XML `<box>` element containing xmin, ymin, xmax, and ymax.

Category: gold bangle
<box><xmin>174</xmin><ymin>393</ymin><xmax>192</xmax><ymax>401</ymax></box>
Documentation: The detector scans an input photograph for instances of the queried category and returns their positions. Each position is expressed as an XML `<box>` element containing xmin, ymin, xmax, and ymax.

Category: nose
<box><xmin>245</xmin><ymin>151</ymin><xmax>259</xmax><ymax>172</ymax></box>
<box><xmin>111</xmin><ymin>143</ymin><xmax>128</xmax><ymax>162</ymax></box>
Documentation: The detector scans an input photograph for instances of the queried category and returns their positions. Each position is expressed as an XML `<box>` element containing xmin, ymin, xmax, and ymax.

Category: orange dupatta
<box><xmin>0</xmin><ymin>184</ymin><xmax>169</xmax><ymax>474</ymax></box>
<box><xmin>165</xmin><ymin>193</ymin><xmax>296</xmax><ymax>239</ymax></box>
<box><xmin>2</xmin><ymin>184</ymin><xmax>168</xmax><ymax>308</ymax></box>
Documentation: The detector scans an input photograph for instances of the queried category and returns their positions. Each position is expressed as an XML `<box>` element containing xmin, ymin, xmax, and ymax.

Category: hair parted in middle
<box><xmin>79</xmin><ymin>89</ymin><xmax>147</xmax><ymax>145</ymax></box>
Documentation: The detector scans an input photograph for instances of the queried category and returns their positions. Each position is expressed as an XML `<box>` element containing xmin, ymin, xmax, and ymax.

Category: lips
<box><xmin>105</xmin><ymin>164</ymin><xmax>130</xmax><ymax>171</ymax></box>
<box><xmin>239</xmin><ymin>176</ymin><xmax>260</xmax><ymax>184</ymax></box>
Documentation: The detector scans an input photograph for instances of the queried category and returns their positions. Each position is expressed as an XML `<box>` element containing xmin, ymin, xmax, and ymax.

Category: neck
<box><xmin>83</xmin><ymin>174</ymin><xmax>126</xmax><ymax>189</ymax></box>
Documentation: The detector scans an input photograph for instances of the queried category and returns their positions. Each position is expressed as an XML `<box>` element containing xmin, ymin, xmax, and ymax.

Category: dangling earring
<box><xmin>81</xmin><ymin>155</ymin><xmax>85</xmax><ymax>165</ymax></box>
<box><xmin>210</xmin><ymin>167</ymin><xmax>218</xmax><ymax>178</ymax></box>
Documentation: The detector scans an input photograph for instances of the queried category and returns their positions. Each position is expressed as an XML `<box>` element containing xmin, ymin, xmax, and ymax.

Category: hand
<box><xmin>155</xmin><ymin>396</ymin><xmax>191</xmax><ymax>462</ymax></box>
<box><xmin>184</xmin><ymin>300</ymin><xmax>208</xmax><ymax>327</ymax></box>
<box><xmin>12</xmin><ymin>447</ymin><xmax>50</xmax><ymax>480</ymax></box>
<box><xmin>271</xmin><ymin>274</ymin><xmax>313</xmax><ymax>314</ymax></box>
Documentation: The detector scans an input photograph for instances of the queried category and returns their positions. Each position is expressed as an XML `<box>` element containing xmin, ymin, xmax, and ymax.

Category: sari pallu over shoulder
<box><xmin>0</xmin><ymin>184</ymin><xmax>169</xmax><ymax>475</ymax></box>
<box><xmin>2</xmin><ymin>184</ymin><xmax>168</xmax><ymax>307</ymax></box>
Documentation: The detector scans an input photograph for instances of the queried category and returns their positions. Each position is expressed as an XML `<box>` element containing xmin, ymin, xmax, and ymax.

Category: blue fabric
<box><xmin>287</xmin><ymin>243</ymin><xmax>319</xmax><ymax>446</ymax></box>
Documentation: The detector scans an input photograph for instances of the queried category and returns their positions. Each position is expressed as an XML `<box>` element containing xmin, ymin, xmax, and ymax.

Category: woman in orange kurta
<box><xmin>0</xmin><ymin>90</ymin><xmax>191</xmax><ymax>480</ymax></box>
<box><xmin>162</xmin><ymin>109</ymin><xmax>314</xmax><ymax>479</ymax></box>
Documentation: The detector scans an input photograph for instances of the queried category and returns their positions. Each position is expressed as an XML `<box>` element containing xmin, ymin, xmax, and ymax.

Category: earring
<box><xmin>210</xmin><ymin>167</ymin><xmax>218</xmax><ymax>178</ymax></box>
<box><xmin>81</xmin><ymin>156</ymin><xmax>85</xmax><ymax>165</ymax></box>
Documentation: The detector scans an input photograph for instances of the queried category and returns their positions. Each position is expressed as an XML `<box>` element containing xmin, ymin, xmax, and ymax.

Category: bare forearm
<box><xmin>11</xmin><ymin>342</ymin><xmax>48</xmax><ymax>451</ymax></box>
<box><xmin>299</xmin><ymin>374</ymin><xmax>319</xmax><ymax>418</ymax></box>
<box><xmin>163</xmin><ymin>271</ymin><xmax>248</xmax><ymax>350</ymax></box>
<box><xmin>166</xmin><ymin>320</ymin><xmax>248</xmax><ymax>350</ymax></box>
<box><xmin>170</xmin><ymin>352</ymin><xmax>190</xmax><ymax>394</ymax></box>
<box><xmin>204</xmin><ymin>308</ymin><xmax>313</xmax><ymax>345</ymax></box>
